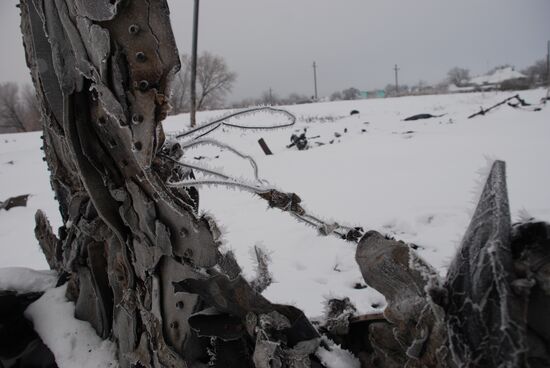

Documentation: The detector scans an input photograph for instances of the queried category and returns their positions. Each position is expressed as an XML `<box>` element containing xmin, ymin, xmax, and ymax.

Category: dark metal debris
<box><xmin>0</xmin><ymin>194</ymin><xmax>30</xmax><ymax>211</ymax></box>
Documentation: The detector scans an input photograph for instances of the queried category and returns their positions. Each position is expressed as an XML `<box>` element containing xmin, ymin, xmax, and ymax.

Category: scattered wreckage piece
<box><xmin>18</xmin><ymin>0</ymin><xmax>326</xmax><ymax>367</ymax></box>
<box><xmin>355</xmin><ymin>230</ymin><xmax>448</xmax><ymax>367</ymax></box>
<box><xmin>173</xmin><ymin>271</ymin><xmax>321</xmax><ymax>368</ymax></box>
<box><xmin>403</xmin><ymin>113</ymin><xmax>446</xmax><ymax>121</ymax></box>
<box><xmin>353</xmin><ymin>161</ymin><xmax>550</xmax><ymax>367</ymax></box>
<box><xmin>258</xmin><ymin>138</ymin><xmax>273</xmax><ymax>155</ymax></box>
<box><xmin>288</xmin><ymin>133</ymin><xmax>309</xmax><ymax>150</ymax></box>
<box><xmin>0</xmin><ymin>194</ymin><xmax>29</xmax><ymax>211</ymax></box>
<box><xmin>467</xmin><ymin>94</ymin><xmax>531</xmax><ymax>118</ymax></box>
<box><xmin>441</xmin><ymin>160</ymin><xmax>550</xmax><ymax>367</ymax></box>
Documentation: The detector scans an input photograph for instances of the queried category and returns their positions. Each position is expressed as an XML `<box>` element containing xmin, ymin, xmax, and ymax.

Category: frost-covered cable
<box><xmin>167</xmin><ymin>179</ymin><xmax>272</xmax><ymax>194</ymax></box>
<box><xmin>179</xmin><ymin>138</ymin><xmax>266</xmax><ymax>184</ymax></box>
<box><xmin>290</xmin><ymin>212</ymin><xmax>320</xmax><ymax>228</ymax></box>
<box><xmin>160</xmin><ymin>154</ymin><xmax>231</xmax><ymax>180</ymax></box>
<box><xmin>293</xmin><ymin>212</ymin><xmax>348</xmax><ymax>238</ymax></box>
<box><xmin>193</xmin><ymin>123</ymin><xmax>223</xmax><ymax>140</ymax></box>
<box><xmin>301</xmin><ymin>213</ymin><xmax>354</xmax><ymax>232</ymax></box>
<box><xmin>175</xmin><ymin>106</ymin><xmax>297</xmax><ymax>140</ymax></box>
<box><xmin>168</xmin><ymin>175</ymin><xmax>362</xmax><ymax>242</ymax></box>
<box><xmin>164</xmin><ymin>104</ymin><xmax>363</xmax><ymax>242</ymax></box>
<box><xmin>164</xmin><ymin>160</ymin><xmax>359</xmax><ymax>240</ymax></box>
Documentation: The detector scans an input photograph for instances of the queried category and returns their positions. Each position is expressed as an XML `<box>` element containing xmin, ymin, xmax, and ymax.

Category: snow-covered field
<box><xmin>1</xmin><ymin>89</ymin><xmax>549</xmax><ymax>365</ymax></box>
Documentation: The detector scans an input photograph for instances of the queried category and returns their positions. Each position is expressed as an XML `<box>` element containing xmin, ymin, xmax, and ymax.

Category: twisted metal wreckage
<box><xmin>13</xmin><ymin>0</ymin><xmax>550</xmax><ymax>366</ymax></box>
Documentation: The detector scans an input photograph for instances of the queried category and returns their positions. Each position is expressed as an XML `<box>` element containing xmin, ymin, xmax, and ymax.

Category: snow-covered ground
<box><xmin>1</xmin><ymin>89</ymin><xmax>549</xmax><ymax>365</ymax></box>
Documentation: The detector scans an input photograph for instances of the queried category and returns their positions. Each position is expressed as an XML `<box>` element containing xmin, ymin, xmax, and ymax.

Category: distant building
<box><xmin>360</xmin><ymin>90</ymin><xmax>385</xmax><ymax>99</ymax></box>
<box><xmin>448</xmin><ymin>67</ymin><xmax>528</xmax><ymax>93</ymax></box>
<box><xmin>468</xmin><ymin>67</ymin><xmax>528</xmax><ymax>91</ymax></box>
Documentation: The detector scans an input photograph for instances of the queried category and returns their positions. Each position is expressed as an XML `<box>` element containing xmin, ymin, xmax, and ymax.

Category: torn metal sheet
<box><xmin>0</xmin><ymin>194</ymin><xmax>29</xmax><ymax>211</ymax></box>
<box><xmin>444</xmin><ymin>161</ymin><xmax>527</xmax><ymax>367</ymax></box>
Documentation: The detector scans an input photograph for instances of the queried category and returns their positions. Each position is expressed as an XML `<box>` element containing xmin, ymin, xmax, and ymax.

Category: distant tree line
<box><xmin>522</xmin><ymin>59</ymin><xmax>549</xmax><ymax>87</ymax></box>
<box><xmin>0</xmin><ymin>82</ymin><xmax>41</xmax><ymax>133</ymax></box>
<box><xmin>230</xmin><ymin>90</ymin><xmax>313</xmax><ymax>109</ymax></box>
<box><xmin>327</xmin><ymin>58</ymin><xmax>549</xmax><ymax>102</ymax></box>
<box><xmin>5</xmin><ymin>54</ymin><xmax>547</xmax><ymax>134</ymax></box>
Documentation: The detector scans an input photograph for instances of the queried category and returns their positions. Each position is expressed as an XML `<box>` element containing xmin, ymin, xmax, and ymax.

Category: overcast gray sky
<box><xmin>1</xmin><ymin>0</ymin><xmax>549</xmax><ymax>101</ymax></box>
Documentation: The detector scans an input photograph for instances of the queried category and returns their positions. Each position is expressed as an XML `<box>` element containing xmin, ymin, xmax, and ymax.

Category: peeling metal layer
<box><xmin>74</xmin><ymin>0</ymin><xmax>120</xmax><ymax>21</ymax></box>
<box><xmin>19</xmin><ymin>0</ymin><xmax>324</xmax><ymax>366</ymax></box>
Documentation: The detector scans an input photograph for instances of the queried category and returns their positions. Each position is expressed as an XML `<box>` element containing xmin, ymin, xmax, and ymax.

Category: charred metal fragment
<box><xmin>511</xmin><ymin>221</ymin><xmax>550</xmax><ymax>366</ymax></box>
<box><xmin>323</xmin><ymin>298</ymin><xmax>357</xmax><ymax>336</ymax></box>
<box><xmin>0</xmin><ymin>291</ymin><xmax>58</xmax><ymax>368</ymax></box>
<box><xmin>19</xmin><ymin>0</ymin><xmax>342</xmax><ymax>366</ymax></box>
<box><xmin>217</xmin><ymin>250</ymin><xmax>242</xmax><ymax>280</ymax></box>
<box><xmin>34</xmin><ymin>210</ymin><xmax>61</xmax><ymax>271</ymax></box>
<box><xmin>250</xmin><ymin>245</ymin><xmax>273</xmax><ymax>293</ymax></box>
<box><xmin>258</xmin><ymin>189</ymin><xmax>306</xmax><ymax>215</ymax></box>
<box><xmin>0</xmin><ymin>194</ymin><xmax>29</xmax><ymax>211</ymax></box>
<box><xmin>189</xmin><ymin>312</ymin><xmax>245</xmax><ymax>341</ymax></box>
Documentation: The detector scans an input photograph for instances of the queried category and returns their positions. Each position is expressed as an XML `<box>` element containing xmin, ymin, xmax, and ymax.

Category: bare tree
<box><xmin>447</xmin><ymin>67</ymin><xmax>470</xmax><ymax>86</ymax></box>
<box><xmin>259</xmin><ymin>89</ymin><xmax>279</xmax><ymax>105</ymax></box>
<box><xmin>20</xmin><ymin>84</ymin><xmax>41</xmax><ymax>131</ymax></box>
<box><xmin>0</xmin><ymin>82</ymin><xmax>41</xmax><ymax>133</ymax></box>
<box><xmin>169</xmin><ymin>54</ymin><xmax>190</xmax><ymax>114</ymax></box>
<box><xmin>522</xmin><ymin>59</ymin><xmax>549</xmax><ymax>86</ymax></box>
<box><xmin>0</xmin><ymin>82</ymin><xmax>26</xmax><ymax>133</ymax></box>
<box><xmin>284</xmin><ymin>92</ymin><xmax>310</xmax><ymax>105</ymax></box>
<box><xmin>385</xmin><ymin>83</ymin><xmax>409</xmax><ymax>97</ymax></box>
<box><xmin>196</xmin><ymin>51</ymin><xmax>237</xmax><ymax>110</ymax></box>
<box><xmin>330</xmin><ymin>91</ymin><xmax>342</xmax><ymax>101</ymax></box>
<box><xmin>341</xmin><ymin>87</ymin><xmax>360</xmax><ymax>100</ymax></box>
<box><xmin>169</xmin><ymin>52</ymin><xmax>236</xmax><ymax>114</ymax></box>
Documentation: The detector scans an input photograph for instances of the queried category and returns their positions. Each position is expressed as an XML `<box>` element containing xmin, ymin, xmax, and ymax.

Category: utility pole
<box><xmin>312</xmin><ymin>61</ymin><xmax>318</xmax><ymax>101</ymax></box>
<box><xmin>394</xmin><ymin>64</ymin><xmax>400</xmax><ymax>96</ymax></box>
<box><xmin>190</xmin><ymin>0</ymin><xmax>200</xmax><ymax>127</ymax></box>
<box><xmin>546</xmin><ymin>40</ymin><xmax>550</xmax><ymax>102</ymax></box>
